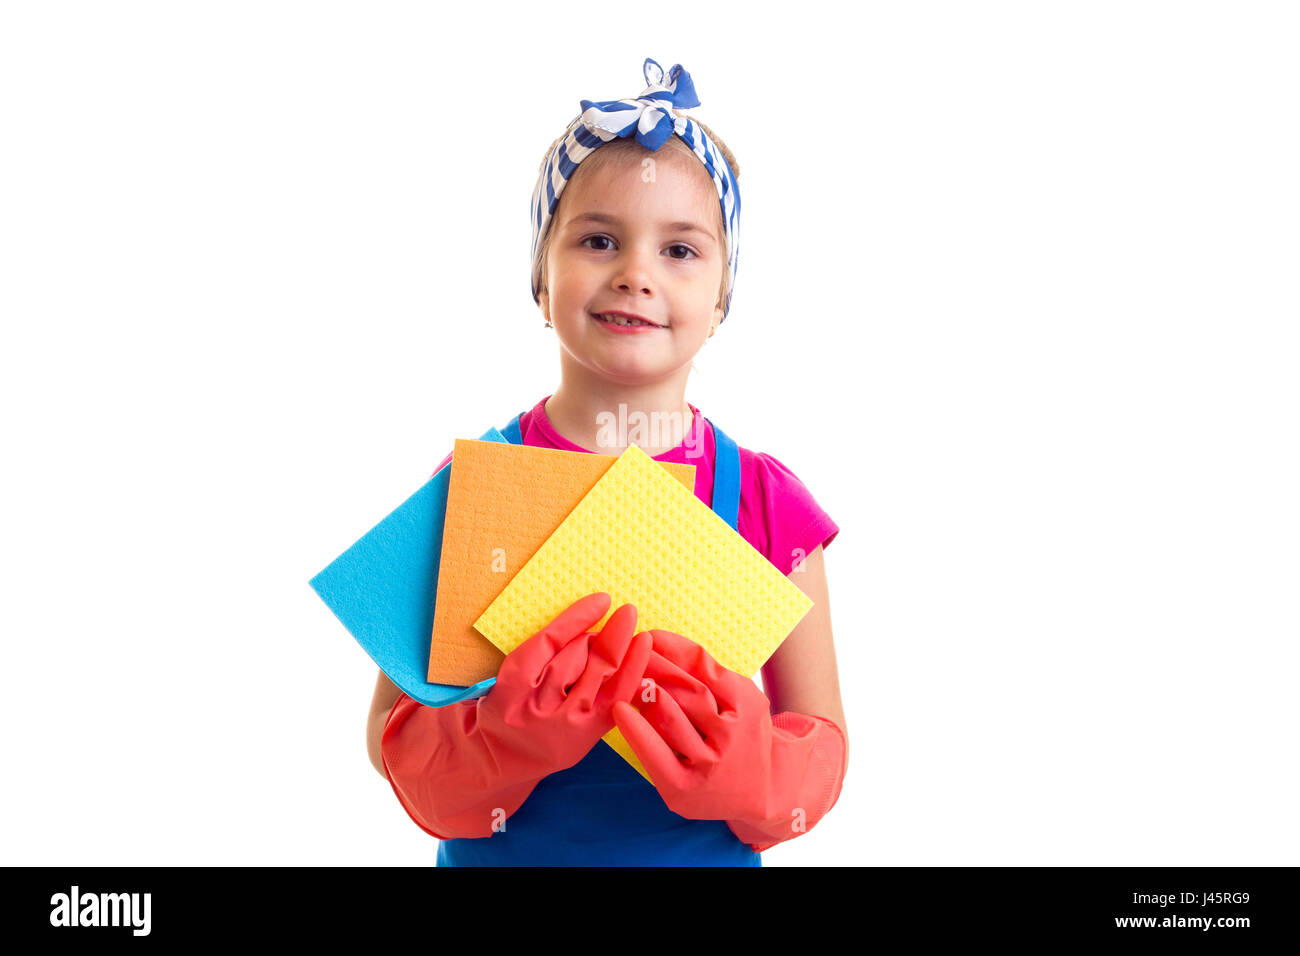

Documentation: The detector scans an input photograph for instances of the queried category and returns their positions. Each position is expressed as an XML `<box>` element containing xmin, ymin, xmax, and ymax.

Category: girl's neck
<box><xmin>544</xmin><ymin>377</ymin><xmax>694</xmax><ymax>457</ymax></box>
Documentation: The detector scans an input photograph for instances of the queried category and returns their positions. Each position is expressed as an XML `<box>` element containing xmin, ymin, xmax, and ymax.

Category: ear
<box><xmin>709</xmin><ymin>302</ymin><xmax>724</xmax><ymax>338</ymax></box>
<box><xmin>539</xmin><ymin>290</ymin><xmax>551</xmax><ymax>325</ymax></box>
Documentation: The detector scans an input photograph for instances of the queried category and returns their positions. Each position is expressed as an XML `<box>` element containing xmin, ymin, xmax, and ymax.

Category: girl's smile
<box><xmin>591</xmin><ymin>310</ymin><xmax>668</xmax><ymax>331</ymax></box>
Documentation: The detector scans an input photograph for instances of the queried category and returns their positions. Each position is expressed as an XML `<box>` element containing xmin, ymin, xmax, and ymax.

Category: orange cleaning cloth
<box><xmin>427</xmin><ymin>439</ymin><xmax>696</xmax><ymax>686</ymax></box>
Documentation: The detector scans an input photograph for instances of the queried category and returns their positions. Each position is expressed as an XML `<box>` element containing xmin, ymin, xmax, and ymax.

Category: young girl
<box><xmin>367</xmin><ymin>58</ymin><xmax>848</xmax><ymax>866</ymax></box>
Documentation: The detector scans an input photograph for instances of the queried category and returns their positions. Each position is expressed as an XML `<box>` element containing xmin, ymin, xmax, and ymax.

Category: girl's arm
<box><xmin>760</xmin><ymin>545</ymin><xmax>849</xmax><ymax>761</ymax></box>
<box><xmin>367</xmin><ymin>670</ymin><xmax>403</xmax><ymax>777</ymax></box>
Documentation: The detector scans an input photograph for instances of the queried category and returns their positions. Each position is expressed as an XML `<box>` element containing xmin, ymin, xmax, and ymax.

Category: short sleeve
<box><xmin>743</xmin><ymin>451</ymin><xmax>840</xmax><ymax>576</ymax></box>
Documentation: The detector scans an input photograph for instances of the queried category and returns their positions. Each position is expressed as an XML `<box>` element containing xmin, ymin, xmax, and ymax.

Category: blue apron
<box><xmin>437</xmin><ymin>413</ymin><xmax>760</xmax><ymax>866</ymax></box>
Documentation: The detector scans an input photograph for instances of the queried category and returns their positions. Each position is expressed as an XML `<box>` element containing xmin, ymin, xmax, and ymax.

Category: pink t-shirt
<box><xmin>435</xmin><ymin>395</ymin><xmax>838</xmax><ymax>574</ymax></box>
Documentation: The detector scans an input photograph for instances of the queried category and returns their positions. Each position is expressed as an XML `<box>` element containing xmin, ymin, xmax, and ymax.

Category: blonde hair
<box><xmin>533</xmin><ymin>115</ymin><xmax>740</xmax><ymax>322</ymax></box>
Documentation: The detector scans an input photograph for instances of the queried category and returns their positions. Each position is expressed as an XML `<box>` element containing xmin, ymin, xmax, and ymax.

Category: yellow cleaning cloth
<box><xmin>474</xmin><ymin>443</ymin><xmax>814</xmax><ymax>782</ymax></box>
<box><xmin>429</xmin><ymin>439</ymin><xmax>696</xmax><ymax>686</ymax></box>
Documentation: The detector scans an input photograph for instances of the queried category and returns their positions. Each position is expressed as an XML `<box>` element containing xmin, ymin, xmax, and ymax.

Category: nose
<box><xmin>611</xmin><ymin>245</ymin><xmax>655</xmax><ymax>297</ymax></box>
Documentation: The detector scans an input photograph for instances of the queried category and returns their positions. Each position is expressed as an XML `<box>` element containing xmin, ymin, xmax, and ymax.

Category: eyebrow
<box><xmin>566</xmin><ymin>211</ymin><xmax>715</xmax><ymax>239</ymax></box>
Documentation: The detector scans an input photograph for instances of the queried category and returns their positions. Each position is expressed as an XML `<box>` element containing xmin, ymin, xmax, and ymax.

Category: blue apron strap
<box><xmin>705</xmin><ymin>417</ymin><xmax>741</xmax><ymax>532</ymax></box>
<box><xmin>501</xmin><ymin>413</ymin><xmax>523</xmax><ymax>445</ymax></box>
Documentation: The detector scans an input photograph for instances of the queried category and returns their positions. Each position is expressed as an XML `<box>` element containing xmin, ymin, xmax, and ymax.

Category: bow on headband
<box><xmin>530</xmin><ymin>57</ymin><xmax>741</xmax><ymax>318</ymax></box>
<box><xmin>578</xmin><ymin>58</ymin><xmax>700</xmax><ymax>151</ymax></box>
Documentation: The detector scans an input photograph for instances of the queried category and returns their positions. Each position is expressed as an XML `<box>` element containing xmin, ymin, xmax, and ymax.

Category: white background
<box><xmin>2</xmin><ymin>1</ymin><xmax>1296</xmax><ymax>867</ymax></box>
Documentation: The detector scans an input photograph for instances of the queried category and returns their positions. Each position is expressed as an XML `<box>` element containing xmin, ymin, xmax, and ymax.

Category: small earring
<box><xmin>544</xmin><ymin>320</ymin><xmax>553</xmax><ymax>328</ymax></box>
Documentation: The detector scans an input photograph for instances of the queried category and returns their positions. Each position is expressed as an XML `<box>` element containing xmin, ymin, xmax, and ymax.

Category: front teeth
<box><xmin>600</xmin><ymin>313</ymin><xmax>653</xmax><ymax>327</ymax></box>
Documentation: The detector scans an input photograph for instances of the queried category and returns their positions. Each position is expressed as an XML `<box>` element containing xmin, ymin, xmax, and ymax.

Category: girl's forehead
<box><xmin>560</xmin><ymin>151</ymin><xmax>720</xmax><ymax>227</ymax></box>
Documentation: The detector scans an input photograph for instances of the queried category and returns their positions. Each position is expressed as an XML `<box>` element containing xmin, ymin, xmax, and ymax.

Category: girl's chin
<box><xmin>580</xmin><ymin>352</ymin><xmax>679</xmax><ymax>381</ymax></box>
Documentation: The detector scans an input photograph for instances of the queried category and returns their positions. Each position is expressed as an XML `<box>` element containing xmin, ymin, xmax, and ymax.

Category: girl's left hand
<box><xmin>612</xmin><ymin>629</ymin><xmax>775</xmax><ymax>822</ymax></box>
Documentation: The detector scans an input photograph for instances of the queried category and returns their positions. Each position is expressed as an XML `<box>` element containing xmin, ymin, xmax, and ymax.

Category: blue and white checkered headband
<box><xmin>530</xmin><ymin>57</ymin><xmax>741</xmax><ymax>318</ymax></box>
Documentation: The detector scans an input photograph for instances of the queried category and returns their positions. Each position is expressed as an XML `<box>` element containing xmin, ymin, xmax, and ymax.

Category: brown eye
<box><xmin>582</xmin><ymin>235</ymin><xmax>615</xmax><ymax>251</ymax></box>
<box><xmin>666</xmin><ymin>244</ymin><xmax>698</xmax><ymax>260</ymax></box>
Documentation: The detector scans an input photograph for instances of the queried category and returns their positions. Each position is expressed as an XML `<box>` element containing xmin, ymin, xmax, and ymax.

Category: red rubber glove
<box><xmin>381</xmin><ymin>592</ymin><xmax>650</xmax><ymax>840</ymax></box>
<box><xmin>612</xmin><ymin>629</ymin><xmax>847</xmax><ymax>852</ymax></box>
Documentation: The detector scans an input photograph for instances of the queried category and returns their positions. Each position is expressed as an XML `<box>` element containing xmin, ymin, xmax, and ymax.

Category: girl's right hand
<box><xmin>478</xmin><ymin>592</ymin><xmax>650</xmax><ymax>772</ymax></box>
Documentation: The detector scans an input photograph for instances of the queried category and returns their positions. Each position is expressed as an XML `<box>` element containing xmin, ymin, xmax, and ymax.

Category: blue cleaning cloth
<box><xmin>309</xmin><ymin>427</ymin><xmax>505</xmax><ymax>706</ymax></box>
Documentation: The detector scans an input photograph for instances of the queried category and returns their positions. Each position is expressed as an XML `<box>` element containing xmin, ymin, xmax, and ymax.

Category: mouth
<box><xmin>591</xmin><ymin>311</ymin><xmax>666</xmax><ymax>330</ymax></box>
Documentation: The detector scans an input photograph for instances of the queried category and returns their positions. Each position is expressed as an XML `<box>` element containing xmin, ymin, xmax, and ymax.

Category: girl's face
<box><xmin>539</xmin><ymin>149</ymin><xmax>725</xmax><ymax>387</ymax></box>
